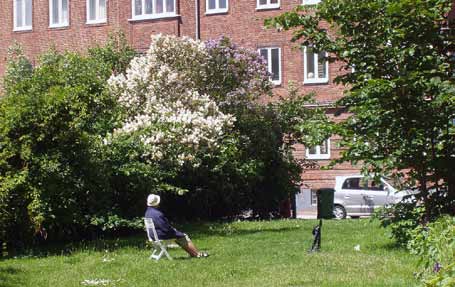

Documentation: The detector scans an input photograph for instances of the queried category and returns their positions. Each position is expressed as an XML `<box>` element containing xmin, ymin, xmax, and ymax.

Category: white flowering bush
<box><xmin>108</xmin><ymin>35</ymin><xmax>235</xmax><ymax>166</ymax></box>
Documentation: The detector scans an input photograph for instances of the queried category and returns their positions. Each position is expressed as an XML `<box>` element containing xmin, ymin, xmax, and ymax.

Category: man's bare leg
<box><xmin>178</xmin><ymin>241</ymin><xmax>199</xmax><ymax>257</ymax></box>
<box><xmin>175</xmin><ymin>235</ymin><xmax>206</xmax><ymax>257</ymax></box>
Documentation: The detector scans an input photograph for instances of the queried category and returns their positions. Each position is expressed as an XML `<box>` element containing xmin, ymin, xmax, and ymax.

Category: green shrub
<box><xmin>0</xmin><ymin>35</ymin><xmax>136</xmax><ymax>249</ymax></box>
<box><xmin>373</xmin><ymin>200</ymin><xmax>425</xmax><ymax>246</ymax></box>
<box><xmin>407</xmin><ymin>216</ymin><xmax>455</xmax><ymax>285</ymax></box>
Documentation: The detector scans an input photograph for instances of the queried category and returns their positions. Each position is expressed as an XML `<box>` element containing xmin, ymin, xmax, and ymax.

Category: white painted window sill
<box><xmin>13</xmin><ymin>26</ymin><xmax>33</xmax><ymax>32</ymax></box>
<box><xmin>303</xmin><ymin>79</ymin><xmax>329</xmax><ymax>85</ymax></box>
<box><xmin>256</xmin><ymin>5</ymin><xmax>280</xmax><ymax>10</ymax></box>
<box><xmin>128</xmin><ymin>14</ymin><xmax>180</xmax><ymax>22</ymax></box>
<box><xmin>49</xmin><ymin>23</ymin><xmax>69</xmax><ymax>29</ymax></box>
<box><xmin>86</xmin><ymin>19</ymin><xmax>107</xmax><ymax>25</ymax></box>
<box><xmin>306</xmin><ymin>155</ymin><xmax>330</xmax><ymax>160</ymax></box>
<box><xmin>205</xmin><ymin>9</ymin><xmax>228</xmax><ymax>15</ymax></box>
<box><xmin>302</xmin><ymin>1</ymin><xmax>321</xmax><ymax>5</ymax></box>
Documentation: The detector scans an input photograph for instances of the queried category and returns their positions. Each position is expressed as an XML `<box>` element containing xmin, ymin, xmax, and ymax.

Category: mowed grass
<box><xmin>0</xmin><ymin>219</ymin><xmax>418</xmax><ymax>287</ymax></box>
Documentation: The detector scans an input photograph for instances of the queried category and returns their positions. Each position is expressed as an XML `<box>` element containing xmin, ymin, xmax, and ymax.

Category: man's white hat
<box><xmin>147</xmin><ymin>194</ymin><xmax>161</xmax><ymax>207</ymax></box>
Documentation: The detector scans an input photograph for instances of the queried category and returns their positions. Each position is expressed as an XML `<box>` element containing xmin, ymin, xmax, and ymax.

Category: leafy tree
<box><xmin>0</xmin><ymin>34</ymin><xmax>136</xmax><ymax>250</ymax></box>
<box><xmin>267</xmin><ymin>0</ymin><xmax>455</xmax><ymax>220</ymax></box>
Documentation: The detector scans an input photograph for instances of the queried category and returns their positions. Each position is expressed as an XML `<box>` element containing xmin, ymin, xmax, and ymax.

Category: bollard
<box><xmin>309</xmin><ymin>219</ymin><xmax>322</xmax><ymax>252</ymax></box>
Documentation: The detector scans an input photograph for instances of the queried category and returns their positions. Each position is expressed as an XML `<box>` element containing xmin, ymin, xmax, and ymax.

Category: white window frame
<box><xmin>303</xmin><ymin>46</ymin><xmax>329</xmax><ymax>84</ymax></box>
<box><xmin>258</xmin><ymin>47</ymin><xmax>282</xmax><ymax>86</ymax></box>
<box><xmin>86</xmin><ymin>0</ymin><xmax>107</xmax><ymax>24</ymax></box>
<box><xmin>302</xmin><ymin>0</ymin><xmax>321</xmax><ymax>5</ymax></box>
<box><xmin>14</xmin><ymin>0</ymin><xmax>33</xmax><ymax>31</ymax></box>
<box><xmin>256</xmin><ymin>0</ymin><xmax>280</xmax><ymax>10</ymax></box>
<box><xmin>306</xmin><ymin>139</ymin><xmax>331</xmax><ymax>160</ymax></box>
<box><xmin>205</xmin><ymin>0</ymin><xmax>228</xmax><ymax>14</ymax></box>
<box><xmin>49</xmin><ymin>0</ymin><xmax>69</xmax><ymax>28</ymax></box>
<box><xmin>131</xmin><ymin>0</ymin><xmax>177</xmax><ymax>21</ymax></box>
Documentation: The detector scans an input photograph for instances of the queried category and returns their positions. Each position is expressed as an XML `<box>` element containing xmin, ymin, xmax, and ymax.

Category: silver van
<box><xmin>333</xmin><ymin>175</ymin><xmax>407</xmax><ymax>219</ymax></box>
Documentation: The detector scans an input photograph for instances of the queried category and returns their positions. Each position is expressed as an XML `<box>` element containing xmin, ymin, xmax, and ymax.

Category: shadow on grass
<box><xmin>372</xmin><ymin>241</ymin><xmax>405</xmax><ymax>251</ymax></box>
<box><xmin>0</xmin><ymin>266</ymin><xmax>23</xmax><ymax>287</ymax></box>
<box><xmin>186</xmin><ymin>223</ymin><xmax>300</xmax><ymax>238</ymax></box>
<box><xmin>4</xmin><ymin>221</ymin><xmax>300</xmax><ymax>259</ymax></box>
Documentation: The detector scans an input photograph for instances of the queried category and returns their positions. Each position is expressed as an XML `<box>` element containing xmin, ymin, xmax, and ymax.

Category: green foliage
<box><xmin>267</xmin><ymin>0</ymin><xmax>455</xmax><ymax>218</ymax></box>
<box><xmin>0</xmin><ymin>34</ymin><xmax>329</xmax><ymax>250</ymax></box>
<box><xmin>407</xmin><ymin>216</ymin><xmax>455</xmax><ymax>285</ymax></box>
<box><xmin>0</xmin><ymin>34</ymin><xmax>136</xmax><ymax>249</ymax></box>
<box><xmin>88</xmin><ymin>30</ymin><xmax>137</xmax><ymax>75</ymax></box>
<box><xmin>373</xmin><ymin>200</ymin><xmax>425</xmax><ymax>246</ymax></box>
<box><xmin>423</xmin><ymin>263</ymin><xmax>455</xmax><ymax>287</ymax></box>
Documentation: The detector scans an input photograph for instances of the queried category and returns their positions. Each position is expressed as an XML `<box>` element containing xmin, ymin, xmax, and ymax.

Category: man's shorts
<box><xmin>175</xmin><ymin>233</ymin><xmax>191</xmax><ymax>246</ymax></box>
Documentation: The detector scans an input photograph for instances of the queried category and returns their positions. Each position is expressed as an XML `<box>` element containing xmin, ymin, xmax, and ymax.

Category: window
<box><xmin>259</xmin><ymin>47</ymin><xmax>281</xmax><ymax>85</ymax></box>
<box><xmin>14</xmin><ymin>0</ymin><xmax>33</xmax><ymax>31</ymax></box>
<box><xmin>132</xmin><ymin>0</ymin><xmax>176</xmax><ymax>20</ymax></box>
<box><xmin>87</xmin><ymin>0</ymin><xmax>106</xmax><ymax>24</ymax></box>
<box><xmin>310</xmin><ymin>190</ymin><xmax>318</xmax><ymax>206</ymax></box>
<box><xmin>206</xmin><ymin>0</ymin><xmax>228</xmax><ymax>14</ymax></box>
<box><xmin>365</xmin><ymin>179</ymin><xmax>385</xmax><ymax>191</ymax></box>
<box><xmin>306</xmin><ymin>139</ymin><xmax>330</xmax><ymax>159</ymax></box>
<box><xmin>302</xmin><ymin>0</ymin><xmax>321</xmax><ymax>5</ymax></box>
<box><xmin>303</xmin><ymin>46</ymin><xmax>328</xmax><ymax>84</ymax></box>
<box><xmin>257</xmin><ymin>0</ymin><xmax>279</xmax><ymax>10</ymax></box>
<box><xmin>49</xmin><ymin>0</ymin><xmax>69</xmax><ymax>27</ymax></box>
<box><xmin>342</xmin><ymin>178</ymin><xmax>361</xmax><ymax>190</ymax></box>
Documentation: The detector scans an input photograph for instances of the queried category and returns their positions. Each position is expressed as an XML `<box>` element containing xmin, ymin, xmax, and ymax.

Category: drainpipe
<box><xmin>195</xmin><ymin>0</ymin><xmax>201</xmax><ymax>39</ymax></box>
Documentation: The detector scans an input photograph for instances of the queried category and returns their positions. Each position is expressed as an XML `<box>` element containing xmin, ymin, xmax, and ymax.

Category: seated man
<box><xmin>145</xmin><ymin>194</ymin><xmax>208</xmax><ymax>258</ymax></box>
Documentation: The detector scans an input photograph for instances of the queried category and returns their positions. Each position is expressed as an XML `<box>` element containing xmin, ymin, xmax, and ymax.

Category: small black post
<box><xmin>309</xmin><ymin>219</ymin><xmax>322</xmax><ymax>252</ymax></box>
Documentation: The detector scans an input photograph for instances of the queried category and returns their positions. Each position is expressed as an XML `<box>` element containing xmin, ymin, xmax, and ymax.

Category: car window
<box><xmin>342</xmin><ymin>178</ymin><xmax>361</xmax><ymax>189</ymax></box>
<box><xmin>365</xmin><ymin>179</ymin><xmax>384</xmax><ymax>191</ymax></box>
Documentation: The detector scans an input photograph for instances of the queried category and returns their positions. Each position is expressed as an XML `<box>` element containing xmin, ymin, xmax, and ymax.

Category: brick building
<box><xmin>0</xmin><ymin>0</ymin><xmax>369</xmax><ymax>203</ymax></box>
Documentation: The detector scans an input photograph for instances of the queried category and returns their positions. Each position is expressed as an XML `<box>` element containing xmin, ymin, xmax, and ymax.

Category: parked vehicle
<box><xmin>333</xmin><ymin>175</ymin><xmax>408</xmax><ymax>219</ymax></box>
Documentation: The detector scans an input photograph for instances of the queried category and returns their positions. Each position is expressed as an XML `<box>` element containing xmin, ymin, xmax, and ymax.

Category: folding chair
<box><xmin>144</xmin><ymin>218</ymin><xmax>172</xmax><ymax>261</ymax></box>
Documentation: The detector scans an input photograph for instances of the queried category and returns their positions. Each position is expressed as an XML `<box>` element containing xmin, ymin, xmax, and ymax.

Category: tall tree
<box><xmin>267</xmin><ymin>0</ymin><xmax>455</xmax><ymax>219</ymax></box>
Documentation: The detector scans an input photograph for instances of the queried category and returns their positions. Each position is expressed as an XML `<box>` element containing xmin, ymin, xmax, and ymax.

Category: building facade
<box><xmin>0</xmin><ymin>0</ymin><xmax>365</xmax><ymax>201</ymax></box>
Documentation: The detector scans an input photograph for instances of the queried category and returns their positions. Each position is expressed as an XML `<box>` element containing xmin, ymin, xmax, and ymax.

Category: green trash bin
<box><xmin>317</xmin><ymin>188</ymin><xmax>335</xmax><ymax>219</ymax></box>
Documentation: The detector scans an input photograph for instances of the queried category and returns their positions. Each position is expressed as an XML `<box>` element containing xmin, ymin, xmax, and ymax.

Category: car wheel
<box><xmin>333</xmin><ymin>205</ymin><xmax>346</xmax><ymax>219</ymax></box>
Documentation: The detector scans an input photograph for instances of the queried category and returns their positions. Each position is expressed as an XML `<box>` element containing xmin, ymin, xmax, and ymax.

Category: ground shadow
<box><xmin>2</xmin><ymin>220</ymin><xmax>300</xmax><ymax>259</ymax></box>
<box><xmin>178</xmin><ymin>221</ymin><xmax>301</xmax><ymax>239</ymax></box>
<box><xmin>0</xmin><ymin>266</ymin><xmax>23</xmax><ymax>287</ymax></box>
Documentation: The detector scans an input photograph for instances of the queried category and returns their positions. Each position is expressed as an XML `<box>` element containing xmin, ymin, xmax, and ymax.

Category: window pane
<box><xmin>25</xmin><ymin>0</ymin><xmax>32</xmax><ymax>26</ymax></box>
<box><xmin>270</xmin><ymin>0</ymin><xmax>278</xmax><ymax>3</ymax></box>
<box><xmin>155</xmin><ymin>0</ymin><xmax>163</xmax><ymax>13</ymax></box>
<box><xmin>311</xmin><ymin>190</ymin><xmax>317</xmax><ymax>206</ymax></box>
<box><xmin>89</xmin><ymin>0</ymin><xmax>96</xmax><ymax>20</ymax></box>
<box><xmin>271</xmin><ymin>48</ymin><xmax>280</xmax><ymax>81</ymax></box>
<box><xmin>165</xmin><ymin>0</ymin><xmax>174</xmax><ymax>12</ymax></box>
<box><xmin>135</xmin><ymin>0</ymin><xmax>142</xmax><ymax>15</ymax></box>
<box><xmin>320</xmin><ymin>140</ymin><xmax>328</xmax><ymax>154</ymax></box>
<box><xmin>308</xmin><ymin>146</ymin><xmax>317</xmax><ymax>155</ymax></box>
<box><xmin>208</xmin><ymin>0</ymin><xmax>216</xmax><ymax>9</ymax></box>
<box><xmin>259</xmin><ymin>0</ymin><xmax>267</xmax><ymax>5</ymax></box>
<box><xmin>318</xmin><ymin>51</ymin><xmax>327</xmax><ymax>78</ymax></box>
<box><xmin>306</xmin><ymin>48</ymin><xmax>315</xmax><ymax>79</ymax></box>
<box><xmin>145</xmin><ymin>0</ymin><xmax>153</xmax><ymax>14</ymax></box>
<box><xmin>52</xmin><ymin>0</ymin><xmax>59</xmax><ymax>24</ymax></box>
<box><xmin>16</xmin><ymin>0</ymin><xmax>23</xmax><ymax>27</ymax></box>
<box><xmin>342</xmin><ymin>178</ymin><xmax>360</xmax><ymax>189</ymax></box>
<box><xmin>260</xmin><ymin>49</ymin><xmax>268</xmax><ymax>63</ymax></box>
<box><xmin>62</xmin><ymin>0</ymin><xmax>68</xmax><ymax>23</ymax></box>
<box><xmin>99</xmin><ymin>0</ymin><xmax>106</xmax><ymax>19</ymax></box>
<box><xmin>219</xmin><ymin>0</ymin><xmax>227</xmax><ymax>9</ymax></box>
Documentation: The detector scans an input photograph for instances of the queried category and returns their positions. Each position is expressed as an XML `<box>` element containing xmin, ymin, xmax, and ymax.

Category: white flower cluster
<box><xmin>108</xmin><ymin>34</ymin><xmax>235</xmax><ymax>165</ymax></box>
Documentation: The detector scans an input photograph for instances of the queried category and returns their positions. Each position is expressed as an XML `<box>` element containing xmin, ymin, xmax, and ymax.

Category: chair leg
<box><xmin>149</xmin><ymin>243</ymin><xmax>172</xmax><ymax>261</ymax></box>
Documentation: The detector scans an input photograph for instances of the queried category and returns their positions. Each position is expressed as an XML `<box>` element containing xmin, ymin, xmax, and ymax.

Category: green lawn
<box><xmin>0</xmin><ymin>219</ymin><xmax>418</xmax><ymax>287</ymax></box>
